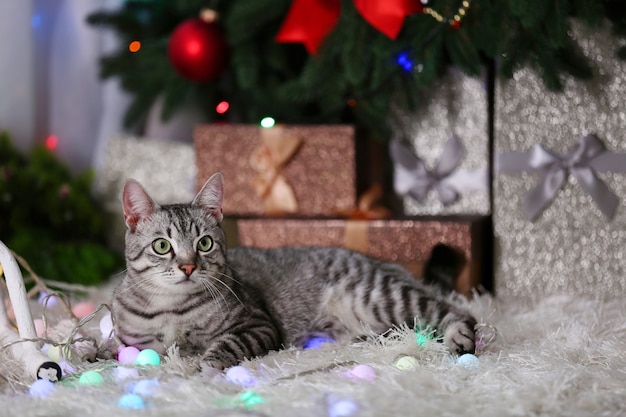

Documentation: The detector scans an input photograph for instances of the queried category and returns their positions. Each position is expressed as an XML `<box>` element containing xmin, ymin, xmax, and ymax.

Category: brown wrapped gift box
<box><xmin>235</xmin><ymin>218</ymin><xmax>486</xmax><ymax>297</ymax></box>
<box><xmin>194</xmin><ymin>124</ymin><xmax>356</xmax><ymax>217</ymax></box>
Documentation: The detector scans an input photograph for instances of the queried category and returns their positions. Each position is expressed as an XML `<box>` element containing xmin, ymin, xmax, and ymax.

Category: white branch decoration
<box><xmin>0</xmin><ymin>240</ymin><xmax>61</xmax><ymax>382</ymax></box>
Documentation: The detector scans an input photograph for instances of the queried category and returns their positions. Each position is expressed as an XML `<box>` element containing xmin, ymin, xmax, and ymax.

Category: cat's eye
<box><xmin>197</xmin><ymin>235</ymin><xmax>213</xmax><ymax>252</ymax></box>
<box><xmin>152</xmin><ymin>238</ymin><xmax>172</xmax><ymax>255</ymax></box>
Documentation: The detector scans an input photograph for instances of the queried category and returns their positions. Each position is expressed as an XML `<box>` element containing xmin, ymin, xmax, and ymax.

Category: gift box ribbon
<box><xmin>276</xmin><ymin>0</ymin><xmax>423</xmax><ymax>54</ymax></box>
<box><xmin>338</xmin><ymin>183</ymin><xmax>392</xmax><ymax>254</ymax></box>
<box><xmin>495</xmin><ymin>134</ymin><xmax>626</xmax><ymax>221</ymax></box>
<box><xmin>390</xmin><ymin>135</ymin><xmax>488</xmax><ymax>206</ymax></box>
<box><xmin>343</xmin><ymin>220</ymin><xmax>369</xmax><ymax>254</ymax></box>
<box><xmin>250</xmin><ymin>127</ymin><xmax>302</xmax><ymax>215</ymax></box>
<box><xmin>334</xmin><ymin>183</ymin><xmax>392</xmax><ymax>220</ymax></box>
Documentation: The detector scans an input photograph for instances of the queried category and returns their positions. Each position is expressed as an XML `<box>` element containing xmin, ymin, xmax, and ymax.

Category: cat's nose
<box><xmin>179</xmin><ymin>264</ymin><xmax>196</xmax><ymax>277</ymax></box>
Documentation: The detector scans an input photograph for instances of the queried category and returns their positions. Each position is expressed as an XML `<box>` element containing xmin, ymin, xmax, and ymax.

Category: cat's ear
<box><xmin>122</xmin><ymin>179</ymin><xmax>158</xmax><ymax>232</ymax></box>
<box><xmin>192</xmin><ymin>173</ymin><xmax>224</xmax><ymax>223</ymax></box>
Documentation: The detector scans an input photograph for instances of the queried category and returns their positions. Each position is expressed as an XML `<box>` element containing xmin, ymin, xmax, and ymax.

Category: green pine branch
<box><xmin>0</xmin><ymin>133</ymin><xmax>123</xmax><ymax>285</ymax></box>
<box><xmin>87</xmin><ymin>0</ymin><xmax>626</xmax><ymax>141</ymax></box>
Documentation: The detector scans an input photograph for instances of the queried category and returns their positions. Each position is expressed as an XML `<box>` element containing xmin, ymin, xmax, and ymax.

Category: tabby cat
<box><xmin>112</xmin><ymin>173</ymin><xmax>476</xmax><ymax>370</ymax></box>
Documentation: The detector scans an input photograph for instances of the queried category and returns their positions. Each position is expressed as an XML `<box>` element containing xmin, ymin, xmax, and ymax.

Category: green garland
<box><xmin>0</xmin><ymin>132</ymin><xmax>123</xmax><ymax>286</ymax></box>
<box><xmin>87</xmin><ymin>0</ymin><xmax>626</xmax><ymax>141</ymax></box>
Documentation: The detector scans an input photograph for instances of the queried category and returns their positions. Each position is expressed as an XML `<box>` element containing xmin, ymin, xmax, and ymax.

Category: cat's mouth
<box><xmin>174</xmin><ymin>276</ymin><xmax>196</xmax><ymax>285</ymax></box>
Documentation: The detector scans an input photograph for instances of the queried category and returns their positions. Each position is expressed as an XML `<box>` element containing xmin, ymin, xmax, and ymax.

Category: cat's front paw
<box><xmin>200</xmin><ymin>363</ymin><xmax>223</xmax><ymax>378</ymax></box>
<box><xmin>201</xmin><ymin>357</ymin><xmax>231</xmax><ymax>371</ymax></box>
<box><xmin>201</xmin><ymin>349</ymin><xmax>240</xmax><ymax>371</ymax></box>
<box><xmin>443</xmin><ymin>319</ymin><xmax>476</xmax><ymax>355</ymax></box>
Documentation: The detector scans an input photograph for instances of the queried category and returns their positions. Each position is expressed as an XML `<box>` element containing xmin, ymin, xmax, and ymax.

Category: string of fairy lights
<box><xmin>423</xmin><ymin>0</ymin><xmax>471</xmax><ymax>28</ymax></box>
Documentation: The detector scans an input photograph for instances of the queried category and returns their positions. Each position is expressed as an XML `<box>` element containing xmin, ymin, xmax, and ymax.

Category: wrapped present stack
<box><xmin>494</xmin><ymin>21</ymin><xmax>626</xmax><ymax>299</ymax></box>
<box><xmin>194</xmin><ymin>121</ymin><xmax>490</xmax><ymax>297</ymax></box>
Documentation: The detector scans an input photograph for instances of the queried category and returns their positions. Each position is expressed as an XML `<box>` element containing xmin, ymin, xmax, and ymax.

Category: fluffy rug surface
<box><xmin>1</xmin><ymin>292</ymin><xmax>625</xmax><ymax>417</ymax></box>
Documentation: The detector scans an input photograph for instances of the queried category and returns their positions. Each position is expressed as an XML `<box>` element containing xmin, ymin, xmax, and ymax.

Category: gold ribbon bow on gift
<box><xmin>337</xmin><ymin>183</ymin><xmax>392</xmax><ymax>254</ymax></box>
<box><xmin>250</xmin><ymin>127</ymin><xmax>302</xmax><ymax>215</ymax></box>
<box><xmin>335</xmin><ymin>183</ymin><xmax>392</xmax><ymax>220</ymax></box>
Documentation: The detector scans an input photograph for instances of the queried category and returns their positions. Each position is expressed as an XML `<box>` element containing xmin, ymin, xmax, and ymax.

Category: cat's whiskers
<box><xmin>116</xmin><ymin>271</ymin><xmax>164</xmax><ymax>297</ymax></box>
<box><xmin>214</xmin><ymin>270</ymin><xmax>241</xmax><ymax>287</ymax></box>
<box><xmin>223</xmin><ymin>262</ymin><xmax>245</xmax><ymax>286</ymax></box>
<box><xmin>201</xmin><ymin>273</ymin><xmax>229</xmax><ymax>306</ymax></box>
<box><xmin>114</xmin><ymin>276</ymin><xmax>153</xmax><ymax>296</ymax></box>
<box><xmin>111</xmin><ymin>269</ymin><xmax>128</xmax><ymax>280</ymax></box>
<box><xmin>206</xmin><ymin>272</ymin><xmax>247</xmax><ymax>311</ymax></box>
<box><xmin>145</xmin><ymin>283</ymin><xmax>167</xmax><ymax>308</ymax></box>
<box><xmin>196</xmin><ymin>275</ymin><xmax>228</xmax><ymax>317</ymax></box>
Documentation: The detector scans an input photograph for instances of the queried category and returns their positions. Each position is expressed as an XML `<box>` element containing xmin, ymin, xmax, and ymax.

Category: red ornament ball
<box><xmin>167</xmin><ymin>18</ymin><xmax>228</xmax><ymax>82</ymax></box>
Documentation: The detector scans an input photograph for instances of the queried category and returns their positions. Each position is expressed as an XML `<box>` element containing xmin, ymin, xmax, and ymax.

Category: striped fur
<box><xmin>112</xmin><ymin>173</ymin><xmax>476</xmax><ymax>370</ymax></box>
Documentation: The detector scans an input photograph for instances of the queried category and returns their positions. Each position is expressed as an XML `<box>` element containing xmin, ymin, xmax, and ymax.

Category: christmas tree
<box><xmin>88</xmin><ymin>0</ymin><xmax>626</xmax><ymax>140</ymax></box>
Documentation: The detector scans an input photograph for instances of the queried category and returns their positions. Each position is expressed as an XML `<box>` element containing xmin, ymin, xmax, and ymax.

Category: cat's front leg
<box><xmin>200</xmin><ymin>320</ymin><xmax>282</xmax><ymax>370</ymax></box>
<box><xmin>439</xmin><ymin>311</ymin><xmax>476</xmax><ymax>355</ymax></box>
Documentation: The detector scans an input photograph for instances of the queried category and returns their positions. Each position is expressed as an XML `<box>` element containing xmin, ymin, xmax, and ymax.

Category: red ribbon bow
<box><xmin>276</xmin><ymin>0</ymin><xmax>423</xmax><ymax>54</ymax></box>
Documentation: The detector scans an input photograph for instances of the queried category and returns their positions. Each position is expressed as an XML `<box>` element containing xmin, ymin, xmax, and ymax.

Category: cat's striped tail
<box><xmin>422</xmin><ymin>243</ymin><xmax>466</xmax><ymax>295</ymax></box>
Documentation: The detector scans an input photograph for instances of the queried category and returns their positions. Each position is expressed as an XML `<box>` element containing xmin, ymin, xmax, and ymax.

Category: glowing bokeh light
<box><xmin>260</xmin><ymin>117</ymin><xmax>275</xmax><ymax>128</ymax></box>
<box><xmin>45</xmin><ymin>135</ymin><xmax>58</xmax><ymax>150</ymax></box>
<box><xmin>215</xmin><ymin>101</ymin><xmax>230</xmax><ymax>114</ymax></box>
<box><xmin>396</xmin><ymin>52</ymin><xmax>414</xmax><ymax>71</ymax></box>
<box><xmin>303</xmin><ymin>335</ymin><xmax>334</xmax><ymax>349</ymax></box>
<box><xmin>31</xmin><ymin>14</ymin><xmax>42</xmax><ymax>28</ymax></box>
<box><xmin>129</xmin><ymin>41</ymin><xmax>141</xmax><ymax>53</ymax></box>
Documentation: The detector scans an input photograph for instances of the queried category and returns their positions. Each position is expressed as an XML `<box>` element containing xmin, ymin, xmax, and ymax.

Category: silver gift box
<box><xmin>494</xmin><ymin>21</ymin><xmax>626</xmax><ymax>299</ymax></box>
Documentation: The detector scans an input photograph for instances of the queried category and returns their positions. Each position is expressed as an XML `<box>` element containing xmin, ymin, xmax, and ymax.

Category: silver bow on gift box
<box><xmin>496</xmin><ymin>134</ymin><xmax>626</xmax><ymax>221</ymax></box>
<box><xmin>390</xmin><ymin>135</ymin><xmax>489</xmax><ymax>206</ymax></box>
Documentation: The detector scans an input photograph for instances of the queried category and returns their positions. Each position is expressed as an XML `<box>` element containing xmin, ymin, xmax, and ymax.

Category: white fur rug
<box><xmin>1</xmin><ymin>292</ymin><xmax>626</xmax><ymax>417</ymax></box>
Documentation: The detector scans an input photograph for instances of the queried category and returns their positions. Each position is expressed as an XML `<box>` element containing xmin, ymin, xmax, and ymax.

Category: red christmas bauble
<box><xmin>167</xmin><ymin>18</ymin><xmax>228</xmax><ymax>83</ymax></box>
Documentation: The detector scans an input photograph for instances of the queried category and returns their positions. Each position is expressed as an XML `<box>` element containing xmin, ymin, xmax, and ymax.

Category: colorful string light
<box><xmin>396</xmin><ymin>52</ymin><xmax>414</xmax><ymax>71</ymax></box>
<box><xmin>423</xmin><ymin>0</ymin><xmax>470</xmax><ymax>28</ymax></box>
<box><xmin>215</xmin><ymin>101</ymin><xmax>229</xmax><ymax>114</ymax></box>
<box><xmin>45</xmin><ymin>135</ymin><xmax>58</xmax><ymax>151</ymax></box>
<box><xmin>129</xmin><ymin>41</ymin><xmax>141</xmax><ymax>53</ymax></box>
<box><xmin>260</xmin><ymin>117</ymin><xmax>275</xmax><ymax>128</ymax></box>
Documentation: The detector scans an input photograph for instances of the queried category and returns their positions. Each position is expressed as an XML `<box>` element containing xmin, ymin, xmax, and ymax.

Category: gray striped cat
<box><xmin>112</xmin><ymin>173</ymin><xmax>476</xmax><ymax>370</ymax></box>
